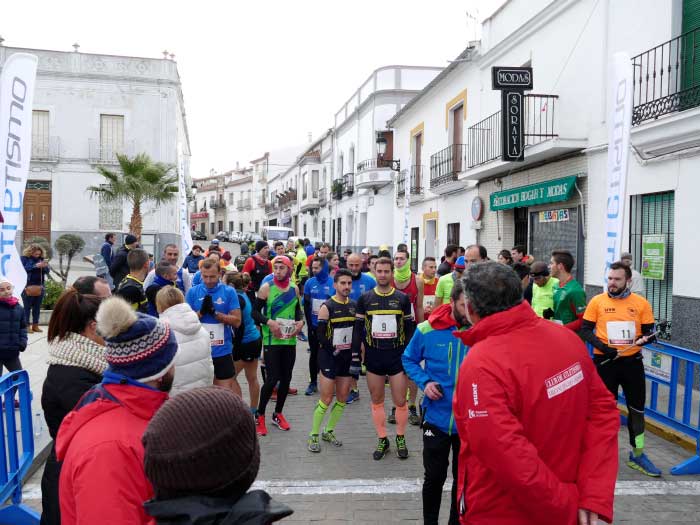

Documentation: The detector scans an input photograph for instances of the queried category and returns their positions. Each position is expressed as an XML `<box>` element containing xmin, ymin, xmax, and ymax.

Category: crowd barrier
<box><xmin>0</xmin><ymin>370</ymin><xmax>40</xmax><ymax>524</ymax></box>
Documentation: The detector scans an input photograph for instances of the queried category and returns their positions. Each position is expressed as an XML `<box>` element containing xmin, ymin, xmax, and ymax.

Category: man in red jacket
<box><xmin>452</xmin><ymin>262</ymin><xmax>619</xmax><ymax>525</ymax></box>
<box><xmin>56</xmin><ymin>296</ymin><xmax>178</xmax><ymax>525</ymax></box>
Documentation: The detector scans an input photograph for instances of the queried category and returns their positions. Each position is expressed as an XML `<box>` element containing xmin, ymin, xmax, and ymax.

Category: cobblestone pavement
<box><xmin>22</xmin><ymin>342</ymin><xmax>700</xmax><ymax>523</ymax></box>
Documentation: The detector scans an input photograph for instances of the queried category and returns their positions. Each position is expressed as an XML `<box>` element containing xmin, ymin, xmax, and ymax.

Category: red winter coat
<box><xmin>56</xmin><ymin>382</ymin><xmax>168</xmax><ymax>525</ymax></box>
<box><xmin>452</xmin><ymin>301</ymin><xmax>619</xmax><ymax>525</ymax></box>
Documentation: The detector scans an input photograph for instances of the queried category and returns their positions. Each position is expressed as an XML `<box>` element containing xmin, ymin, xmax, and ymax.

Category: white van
<box><xmin>262</xmin><ymin>226</ymin><xmax>294</xmax><ymax>245</ymax></box>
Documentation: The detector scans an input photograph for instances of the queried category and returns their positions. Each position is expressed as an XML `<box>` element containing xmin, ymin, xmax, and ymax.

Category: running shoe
<box><xmin>408</xmin><ymin>405</ymin><xmax>421</xmax><ymax>426</ymax></box>
<box><xmin>346</xmin><ymin>389</ymin><xmax>359</xmax><ymax>404</ymax></box>
<box><xmin>308</xmin><ymin>434</ymin><xmax>321</xmax><ymax>453</ymax></box>
<box><xmin>255</xmin><ymin>415</ymin><xmax>267</xmax><ymax>436</ymax></box>
<box><xmin>373</xmin><ymin>437</ymin><xmax>390</xmax><ymax>460</ymax></box>
<box><xmin>297</xmin><ymin>331</ymin><xmax>308</xmax><ymax>342</ymax></box>
<box><xmin>288</xmin><ymin>387</ymin><xmax>298</xmax><ymax>395</ymax></box>
<box><xmin>396</xmin><ymin>435</ymin><xmax>409</xmax><ymax>459</ymax></box>
<box><xmin>322</xmin><ymin>430</ymin><xmax>343</xmax><ymax>447</ymax></box>
<box><xmin>627</xmin><ymin>451</ymin><xmax>662</xmax><ymax>477</ymax></box>
<box><xmin>387</xmin><ymin>407</ymin><xmax>397</xmax><ymax>424</ymax></box>
<box><xmin>305</xmin><ymin>382</ymin><xmax>318</xmax><ymax>396</ymax></box>
<box><xmin>272</xmin><ymin>412</ymin><xmax>291</xmax><ymax>431</ymax></box>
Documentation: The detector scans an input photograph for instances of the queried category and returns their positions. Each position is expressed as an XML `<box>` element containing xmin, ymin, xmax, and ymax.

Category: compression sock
<box><xmin>633</xmin><ymin>432</ymin><xmax>645</xmax><ymax>456</ymax></box>
<box><xmin>311</xmin><ymin>400</ymin><xmax>328</xmax><ymax>436</ymax></box>
<box><xmin>395</xmin><ymin>404</ymin><xmax>409</xmax><ymax>435</ymax></box>
<box><xmin>324</xmin><ymin>401</ymin><xmax>346</xmax><ymax>432</ymax></box>
<box><xmin>371</xmin><ymin>402</ymin><xmax>387</xmax><ymax>438</ymax></box>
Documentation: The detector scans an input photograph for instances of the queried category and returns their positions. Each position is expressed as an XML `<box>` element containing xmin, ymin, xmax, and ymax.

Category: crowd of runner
<box><xmin>5</xmin><ymin>232</ymin><xmax>661</xmax><ymax>524</ymax></box>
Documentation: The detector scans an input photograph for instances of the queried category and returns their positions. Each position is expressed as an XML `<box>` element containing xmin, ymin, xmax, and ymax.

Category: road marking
<box><xmin>21</xmin><ymin>478</ymin><xmax>700</xmax><ymax>499</ymax></box>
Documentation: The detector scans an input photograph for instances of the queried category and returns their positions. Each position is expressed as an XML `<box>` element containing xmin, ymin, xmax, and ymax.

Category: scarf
<box><xmin>0</xmin><ymin>296</ymin><xmax>19</xmax><ymax>307</ymax></box>
<box><xmin>48</xmin><ymin>332</ymin><xmax>109</xmax><ymax>376</ymax></box>
<box><xmin>608</xmin><ymin>286</ymin><xmax>632</xmax><ymax>300</ymax></box>
<box><xmin>394</xmin><ymin>260</ymin><xmax>412</xmax><ymax>283</ymax></box>
<box><xmin>273</xmin><ymin>274</ymin><xmax>291</xmax><ymax>288</ymax></box>
<box><xmin>315</xmin><ymin>259</ymin><xmax>330</xmax><ymax>284</ymax></box>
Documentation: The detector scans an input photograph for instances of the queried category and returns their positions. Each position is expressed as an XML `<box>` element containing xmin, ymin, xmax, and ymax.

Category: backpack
<box><xmin>234</xmin><ymin>254</ymin><xmax>248</xmax><ymax>272</ymax></box>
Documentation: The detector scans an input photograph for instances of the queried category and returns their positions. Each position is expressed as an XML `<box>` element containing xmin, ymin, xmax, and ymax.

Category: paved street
<box><xmin>20</xmin><ymin>336</ymin><xmax>700</xmax><ymax>523</ymax></box>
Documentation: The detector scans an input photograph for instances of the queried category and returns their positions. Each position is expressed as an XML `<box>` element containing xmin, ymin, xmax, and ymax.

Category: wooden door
<box><xmin>452</xmin><ymin>105</ymin><xmax>464</xmax><ymax>173</ymax></box>
<box><xmin>23</xmin><ymin>189</ymin><xmax>52</xmax><ymax>241</ymax></box>
<box><xmin>413</xmin><ymin>133</ymin><xmax>422</xmax><ymax>189</ymax></box>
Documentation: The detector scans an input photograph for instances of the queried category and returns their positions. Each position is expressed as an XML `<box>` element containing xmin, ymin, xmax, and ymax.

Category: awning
<box><xmin>489</xmin><ymin>175</ymin><xmax>578</xmax><ymax>211</ymax></box>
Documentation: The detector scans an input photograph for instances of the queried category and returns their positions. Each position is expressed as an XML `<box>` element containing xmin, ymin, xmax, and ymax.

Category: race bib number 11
<box><xmin>607</xmin><ymin>321</ymin><xmax>636</xmax><ymax>346</ymax></box>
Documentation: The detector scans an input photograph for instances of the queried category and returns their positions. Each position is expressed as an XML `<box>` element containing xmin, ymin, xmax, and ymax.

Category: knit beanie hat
<box><xmin>142</xmin><ymin>386</ymin><xmax>260</xmax><ymax>500</ymax></box>
<box><xmin>96</xmin><ymin>297</ymin><xmax>177</xmax><ymax>382</ymax></box>
<box><xmin>255</xmin><ymin>240</ymin><xmax>267</xmax><ymax>253</ymax></box>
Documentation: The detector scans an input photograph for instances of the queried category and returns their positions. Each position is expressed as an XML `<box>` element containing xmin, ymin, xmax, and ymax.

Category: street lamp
<box><xmin>375</xmin><ymin>132</ymin><xmax>400</xmax><ymax>172</ymax></box>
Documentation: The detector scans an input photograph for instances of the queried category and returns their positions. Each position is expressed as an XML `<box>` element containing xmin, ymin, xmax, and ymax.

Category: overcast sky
<box><xmin>4</xmin><ymin>0</ymin><xmax>506</xmax><ymax>177</ymax></box>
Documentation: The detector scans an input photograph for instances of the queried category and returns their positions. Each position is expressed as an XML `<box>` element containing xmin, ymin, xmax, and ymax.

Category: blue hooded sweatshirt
<box><xmin>303</xmin><ymin>259</ymin><xmax>334</xmax><ymax>327</ymax></box>
<box><xmin>402</xmin><ymin>303</ymin><xmax>469</xmax><ymax>435</ymax></box>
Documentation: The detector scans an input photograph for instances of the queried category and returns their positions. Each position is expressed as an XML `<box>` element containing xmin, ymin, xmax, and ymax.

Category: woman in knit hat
<box><xmin>40</xmin><ymin>288</ymin><xmax>108</xmax><ymax>525</ymax></box>
<box><xmin>0</xmin><ymin>277</ymin><xmax>27</xmax><ymax>375</ymax></box>
<box><xmin>143</xmin><ymin>386</ymin><xmax>293</xmax><ymax>524</ymax></box>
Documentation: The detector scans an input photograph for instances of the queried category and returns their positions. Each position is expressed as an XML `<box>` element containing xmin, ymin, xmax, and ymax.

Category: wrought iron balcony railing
<box><xmin>31</xmin><ymin>136</ymin><xmax>60</xmax><ymax>161</ymax></box>
<box><xmin>429</xmin><ymin>144</ymin><xmax>467</xmax><ymax>188</ymax></box>
<box><xmin>397</xmin><ymin>165</ymin><xmax>425</xmax><ymax>197</ymax></box>
<box><xmin>88</xmin><ymin>139</ymin><xmax>135</xmax><ymax>164</ymax></box>
<box><xmin>342</xmin><ymin>173</ymin><xmax>354</xmax><ymax>195</ymax></box>
<box><xmin>357</xmin><ymin>158</ymin><xmax>393</xmax><ymax>172</ymax></box>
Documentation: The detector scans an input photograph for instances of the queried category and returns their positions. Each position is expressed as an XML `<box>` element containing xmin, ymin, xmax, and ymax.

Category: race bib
<box><xmin>607</xmin><ymin>321</ymin><xmax>636</xmax><ymax>345</ymax></box>
<box><xmin>312</xmin><ymin>298</ymin><xmax>324</xmax><ymax>316</ymax></box>
<box><xmin>423</xmin><ymin>295</ymin><xmax>435</xmax><ymax>310</ymax></box>
<box><xmin>202</xmin><ymin>323</ymin><xmax>225</xmax><ymax>347</ymax></box>
<box><xmin>371</xmin><ymin>314</ymin><xmax>397</xmax><ymax>339</ymax></box>
<box><xmin>277</xmin><ymin>318</ymin><xmax>296</xmax><ymax>339</ymax></box>
<box><xmin>332</xmin><ymin>326</ymin><xmax>353</xmax><ymax>350</ymax></box>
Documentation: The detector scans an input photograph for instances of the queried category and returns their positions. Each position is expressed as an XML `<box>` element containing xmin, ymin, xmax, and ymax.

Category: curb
<box><xmin>618</xmin><ymin>406</ymin><xmax>696</xmax><ymax>453</ymax></box>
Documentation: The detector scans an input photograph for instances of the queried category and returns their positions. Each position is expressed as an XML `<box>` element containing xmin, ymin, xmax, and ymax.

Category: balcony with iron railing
<box><xmin>265</xmin><ymin>201</ymin><xmax>279</xmax><ymax>214</ymax></box>
<box><xmin>88</xmin><ymin>139</ymin><xmax>135</xmax><ymax>164</ymax></box>
<box><xmin>342</xmin><ymin>173</ymin><xmax>354</xmax><ymax>196</ymax></box>
<box><xmin>31</xmin><ymin>136</ymin><xmax>60</xmax><ymax>162</ymax></box>
<box><xmin>318</xmin><ymin>187</ymin><xmax>327</xmax><ymax>206</ymax></box>
<box><xmin>237</xmin><ymin>198</ymin><xmax>251</xmax><ymax>210</ymax></box>
<box><xmin>210</xmin><ymin>199</ymin><xmax>226</xmax><ymax>209</ymax></box>
<box><xmin>397</xmin><ymin>165</ymin><xmax>425</xmax><ymax>198</ymax></box>
<box><xmin>356</xmin><ymin>158</ymin><xmax>393</xmax><ymax>191</ymax></box>
<box><xmin>278</xmin><ymin>188</ymin><xmax>297</xmax><ymax>208</ymax></box>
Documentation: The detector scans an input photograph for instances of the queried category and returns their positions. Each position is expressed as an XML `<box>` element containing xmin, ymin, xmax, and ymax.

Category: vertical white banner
<box><xmin>0</xmin><ymin>53</ymin><xmax>38</xmax><ymax>297</ymax></box>
<box><xmin>603</xmin><ymin>52</ymin><xmax>633</xmax><ymax>285</ymax></box>
<box><xmin>177</xmin><ymin>142</ymin><xmax>193</xmax><ymax>260</ymax></box>
<box><xmin>402</xmin><ymin>156</ymin><xmax>412</xmax><ymax>245</ymax></box>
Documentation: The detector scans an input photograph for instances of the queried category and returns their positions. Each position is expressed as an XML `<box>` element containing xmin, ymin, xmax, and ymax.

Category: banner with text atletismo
<box><xmin>177</xmin><ymin>142</ymin><xmax>193</xmax><ymax>261</ymax></box>
<box><xmin>0</xmin><ymin>53</ymin><xmax>38</xmax><ymax>297</ymax></box>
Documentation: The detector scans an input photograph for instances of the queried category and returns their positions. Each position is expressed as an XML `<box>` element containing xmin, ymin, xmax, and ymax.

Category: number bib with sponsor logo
<box><xmin>607</xmin><ymin>321</ymin><xmax>636</xmax><ymax>346</ymax></box>
<box><xmin>332</xmin><ymin>326</ymin><xmax>353</xmax><ymax>350</ymax></box>
<box><xmin>202</xmin><ymin>323</ymin><xmax>225</xmax><ymax>347</ymax></box>
<box><xmin>371</xmin><ymin>315</ymin><xmax>397</xmax><ymax>339</ymax></box>
<box><xmin>278</xmin><ymin>318</ymin><xmax>296</xmax><ymax>339</ymax></box>
<box><xmin>423</xmin><ymin>295</ymin><xmax>435</xmax><ymax>310</ymax></box>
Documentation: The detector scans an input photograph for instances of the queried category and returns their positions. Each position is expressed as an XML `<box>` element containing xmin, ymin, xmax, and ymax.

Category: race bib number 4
<box><xmin>371</xmin><ymin>314</ymin><xmax>397</xmax><ymax>339</ymax></box>
<box><xmin>202</xmin><ymin>323</ymin><xmax>225</xmax><ymax>347</ymax></box>
<box><xmin>277</xmin><ymin>318</ymin><xmax>296</xmax><ymax>339</ymax></box>
<box><xmin>607</xmin><ymin>321</ymin><xmax>636</xmax><ymax>345</ymax></box>
<box><xmin>333</xmin><ymin>326</ymin><xmax>353</xmax><ymax>350</ymax></box>
<box><xmin>312</xmin><ymin>298</ymin><xmax>324</xmax><ymax>316</ymax></box>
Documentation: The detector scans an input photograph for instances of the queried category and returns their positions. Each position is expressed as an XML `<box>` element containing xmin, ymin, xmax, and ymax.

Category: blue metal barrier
<box><xmin>0</xmin><ymin>370</ymin><xmax>40</xmax><ymax>524</ymax></box>
<box><xmin>614</xmin><ymin>341</ymin><xmax>700</xmax><ymax>475</ymax></box>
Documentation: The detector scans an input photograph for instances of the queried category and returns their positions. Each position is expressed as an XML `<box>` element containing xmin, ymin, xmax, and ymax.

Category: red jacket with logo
<box><xmin>56</xmin><ymin>382</ymin><xmax>168</xmax><ymax>525</ymax></box>
<box><xmin>452</xmin><ymin>301</ymin><xmax>619</xmax><ymax>525</ymax></box>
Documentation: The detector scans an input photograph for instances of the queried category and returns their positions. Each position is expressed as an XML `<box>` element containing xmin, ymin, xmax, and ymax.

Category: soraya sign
<box><xmin>489</xmin><ymin>175</ymin><xmax>578</xmax><ymax>211</ymax></box>
<box><xmin>492</xmin><ymin>66</ymin><xmax>533</xmax><ymax>163</ymax></box>
<box><xmin>492</xmin><ymin>67</ymin><xmax>533</xmax><ymax>90</ymax></box>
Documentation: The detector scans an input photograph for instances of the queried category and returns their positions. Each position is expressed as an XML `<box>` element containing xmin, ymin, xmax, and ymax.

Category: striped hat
<box><xmin>96</xmin><ymin>297</ymin><xmax>178</xmax><ymax>382</ymax></box>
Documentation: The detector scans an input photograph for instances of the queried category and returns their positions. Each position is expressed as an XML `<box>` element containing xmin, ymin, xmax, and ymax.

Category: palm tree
<box><xmin>88</xmin><ymin>153</ymin><xmax>178</xmax><ymax>238</ymax></box>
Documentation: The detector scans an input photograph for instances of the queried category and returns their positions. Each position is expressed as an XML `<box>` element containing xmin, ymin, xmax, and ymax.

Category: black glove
<box><xmin>600</xmin><ymin>346</ymin><xmax>619</xmax><ymax>364</ymax></box>
<box><xmin>200</xmin><ymin>294</ymin><xmax>216</xmax><ymax>317</ymax></box>
<box><xmin>542</xmin><ymin>308</ymin><xmax>554</xmax><ymax>320</ymax></box>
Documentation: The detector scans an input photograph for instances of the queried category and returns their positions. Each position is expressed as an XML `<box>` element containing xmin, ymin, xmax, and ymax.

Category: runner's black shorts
<box><xmin>212</xmin><ymin>354</ymin><xmax>235</xmax><ymax>380</ymax></box>
<box><xmin>233</xmin><ymin>338</ymin><xmax>262</xmax><ymax>362</ymax></box>
<box><xmin>318</xmin><ymin>347</ymin><xmax>352</xmax><ymax>379</ymax></box>
<box><xmin>364</xmin><ymin>347</ymin><xmax>404</xmax><ymax>376</ymax></box>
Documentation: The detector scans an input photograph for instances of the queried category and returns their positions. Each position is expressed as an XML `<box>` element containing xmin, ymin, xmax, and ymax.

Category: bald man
<box><xmin>530</xmin><ymin>261</ymin><xmax>559</xmax><ymax>318</ymax></box>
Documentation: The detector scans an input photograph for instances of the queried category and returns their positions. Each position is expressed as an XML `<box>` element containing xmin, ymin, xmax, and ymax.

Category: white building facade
<box><xmin>1</xmin><ymin>44</ymin><xmax>191</xmax><ymax>258</ymax></box>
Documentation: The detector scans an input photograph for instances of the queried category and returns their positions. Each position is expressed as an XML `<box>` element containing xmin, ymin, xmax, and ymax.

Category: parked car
<box><xmin>241</xmin><ymin>232</ymin><xmax>254</xmax><ymax>244</ymax></box>
<box><xmin>216</xmin><ymin>231</ymin><xmax>230</xmax><ymax>242</ymax></box>
<box><xmin>191</xmin><ymin>230</ymin><xmax>207</xmax><ymax>241</ymax></box>
<box><xmin>250</xmin><ymin>234</ymin><xmax>264</xmax><ymax>243</ymax></box>
<box><xmin>230</xmin><ymin>231</ymin><xmax>243</xmax><ymax>243</ymax></box>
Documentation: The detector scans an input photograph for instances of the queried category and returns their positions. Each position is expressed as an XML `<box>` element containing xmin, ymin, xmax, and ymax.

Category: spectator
<box><xmin>326</xmin><ymin>251</ymin><xmax>340</xmax><ymax>276</ymax></box>
<box><xmin>458</xmin><ymin>246</ymin><xmax>466</xmax><ymax>257</ymax></box>
<box><xmin>437</xmin><ymin>245</ymin><xmax>459</xmax><ymax>277</ymax></box>
<box><xmin>452</xmin><ymin>262</ymin><xmax>619</xmax><ymax>525</ymax></box>
<box><xmin>360</xmin><ymin>247</ymin><xmax>371</xmax><ymax>273</ymax></box>
<box><xmin>109</xmin><ymin>234</ymin><xmax>139</xmax><ymax>287</ymax></box>
<box><xmin>183</xmin><ymin>245</ymin><xmax>204</xmax><ymax>274</ymax></box>
<box><xmin>114</xmin><ymin>248</ymin><xmax>151</xmax><ymax>314</ymax></box>
<box><xmin>144</xmin><ymin>244</ymin><xmax>191</xmax><ymax>294</ymax></box>
<box><xmin>56</xmin><ymin>296</ymin><xmax>178</xmax><ymax>524</ymax></box>
<box><xmin>512</xmin><ymin>262</ymin><xmax>533</xmax><ymax>304</ymax></box>
<box><xmin>21</xmin><ymin>243</ymin><xmax>50</xmax><ymax>333</ymax></box>
<box><xmin>497</xmin><ymin>249</ymin><xmax>513</xmax><ymax>265</ymax></box>
<box><xmin>40</xmin><ymin>289</ymin><xmax>107</xmax><ymax>525</ymax></box>
<box><xmin>530</xmin><ymin>261</ymin><xmax>559</xmax><ymax>318</ymax></box>
<box><xmin>339</xmin><ymin>248</ymin><xmax>352</xmax><ymax>269</ymax></box>
<box><xmin>466</xmin><ymin>244</ymin><xmax>487</xmax><ymax>264</ymax></box>
<box><xmin>100</xmin><ymin>233</ymin><xmax>115</xmax><ymax>288</ymax></box>
<box><xmin>0</xmin><ymin>277</ymin><xmax>27</xmax><ymax>375</ymax></box>
<box><xmin>145</xmin><ymin>262</ymin><xmax>177</xmax><ymax>317</ymax></box>
<box><xmin>72</xmin><ymin>276</ymin><xmax>111</xmax><ymax>299</ymax></box>
<box><xmin>620</xmin><ymin>252</ymin><xmax>645</xmax><ymax>295</ymax></box>
<box><xmin>142</xmin><ymin>387</ymin><xmax>293</xmax><ymax>524</ymax></box>
<box><xmin>156</xmin><ymin>286</ymin><xmax>214</xmax><ymax>395</ymax></box>
<box><xmin>511</xmin><ymin>245</ymin><xmax>534</xmax><ymax>265</ymax></box>
<box><xmin>235</xmin><ymin>243</ymin><xmax>251</xmax><ymax>271</ymax></box>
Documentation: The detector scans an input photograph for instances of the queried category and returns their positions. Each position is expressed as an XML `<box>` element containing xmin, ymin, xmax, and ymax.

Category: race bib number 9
<box><xmin>202</xmin><ymin>323</ymin><xmax>225</xmax><ymax>347</ymax></box>
<box><xmin>372</xmin><ymin>314</ymin><xmax>397</xmax><ymax>339</ymax></box>
<box><xmin>607</xmin><ymin>321</ymin><xmax>636</xmax><ymax>345</ymax></box>
<box><xmin>332</xmin><ymin>326</ymin><xmax>353</xmax><ymax>350</ymax></box>
<box><xmin>278</xmin><ymin>319</ymin><xmax>296</xmax><ymax>339</ymax></box>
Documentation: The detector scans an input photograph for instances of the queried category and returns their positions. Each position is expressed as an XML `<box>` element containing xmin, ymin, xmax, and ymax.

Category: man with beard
<box><xmin>242</xmin><ymin>241</ymin><xmax>273</xmax><ymax>293</ymax></box>
<box><xmin>403</xmin><ymin>281</ymin><xmax>470</xmax><ymax>525</ymax></box>
<box><xmin>581</xmin><ymin>261</ymin><xmax>661</xmax><ymax>477</ymax></box>
<box><xmin>56</xmin><ymin>296</ymin><xmax>178</xmax><ymax>524</ymax></box>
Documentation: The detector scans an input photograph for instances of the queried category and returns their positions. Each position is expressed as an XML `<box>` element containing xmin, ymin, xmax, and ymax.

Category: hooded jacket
<box><xmin>56</xmin><ymin>380</ymin><xmax>168</xmax><ymax>525</ymax></box>
<box><xmin>0</xmin><ymin>299</ymin><xmax>27</xmax><ymax>359</ymax></box>
<box><xmin>303</xmin><ymin>259</ymin><xmax>333</xmax><ymax>327</ymax></box>
<box><xmin>159</xmin><ymin>303</ymin><xmax>214</xmax><ymax>395</ymax></box>
<box><xmin>402</xmin><ymin>303</ymin><xmax>468</xmax><ymax>435</ymax></box>
<box><xmin>451</xmin><ymin>301</ymin><xmax>619</xmax><ymax>525</ymax></box>
<box><xmin>144</xmin><ymin>490</ymin><xmax>293</xmax><ymax>525</ymax></box>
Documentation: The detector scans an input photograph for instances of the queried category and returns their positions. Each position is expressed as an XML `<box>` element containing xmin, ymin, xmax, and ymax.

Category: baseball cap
<box><xmin>211</xmin><ymin>239</ymin><xmax>220</xmax><ymax>245</ymax></box>
<box><xmin>454</xmin><ymin>256</ymin><xmax>466</xmax><ymax>269</ymax></box>
<box><xmin>361</xmin><ymin>248</ymin><xmax>370</xmax><ymax>255</ymax></box>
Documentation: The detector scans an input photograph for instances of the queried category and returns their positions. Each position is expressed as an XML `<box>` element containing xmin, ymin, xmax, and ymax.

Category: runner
<box><xmin>548</xmin><ymin>249</ymin><xmax>587</xmax><ymax>329</ymax></box>
<box><xmin>580</xmin><ymin>261</ymin><xmax>661</xmax><ymax>476</ymax></box>
<box><xmin>345</xmin><ymin>253</ymin><xmax>377</xmax><ymax>403</ymax></box>
<box><xmin>420</xmin><ymin>257</ymin><xmax>438</xmax><ymax>316</ymax></box>
<box><xmin>307</xmin><ymin>269</ymin><xmax>358</xmax><ymax>453</ymax></box>
<box><xmin>185</xmin><ymin>258</ymin><xmax>242</xmax><ymax>393</ymax></box>
<box><xmin>242</xmin><ymin>241</ymin><xmax>273</xmax><ymax>293</ymax></box>
<box><xmin>433</xmin><ymin>256</ymin><xmax>465</xmax><ymax>308</ymax></box>
<box><xmin>303</xmin><ymin>257</ymin><xmax>334</xmax><ymax>396</ymax></box>
<box><xmin>390</xmin><ymin>248</ymin><xmax>424</xmax><ymax>426</ymax></box>
<box><xmin>143</xmin><ymin>243</ymin><xmax>191</xmax><ymax>293</ymax></box>
<box><xmin>352</xmin><ymin>257</ymin><xmax>414</xmax><ymax>460</ymax></box>
<box><xmin>252</xmin><ymin>256</ymin><xmax>304</xmax><ymax>435</ymax></box>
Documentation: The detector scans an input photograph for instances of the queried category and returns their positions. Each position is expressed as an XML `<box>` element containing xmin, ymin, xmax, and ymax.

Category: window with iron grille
<box><xmin>630</xmin><ymin>191</ymin><xmax>674</xmax><ymax>338</ymax></box>
<box><xmin>514</xmin><ymin>207</ymin><xmax>528</xmax><ymax>248</ymax></box>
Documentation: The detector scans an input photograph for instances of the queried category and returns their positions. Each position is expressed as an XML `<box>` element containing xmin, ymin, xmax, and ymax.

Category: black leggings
<box><xmin>594</xmin><ymin>353</ymin><xmax>646</xmax><ymax>449</ymax></box>
<box><xmin>422</xmin><ymin>423</ymin><xmax>460</xmax><ymax>525</ymax></box>
<box><xmin>258</xmin><ymin>345</ymin><xmax>296</xmax><ymax>416</ymax></box>
<box><xmin>0</xmin><ymin>357</ymin><xmax>22</xmax><ymax>375</ymax></box>
<box><xmin>308</xmin><ymin>326</ymin><xmax>319</xmax><ymax>384</ymax></box>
